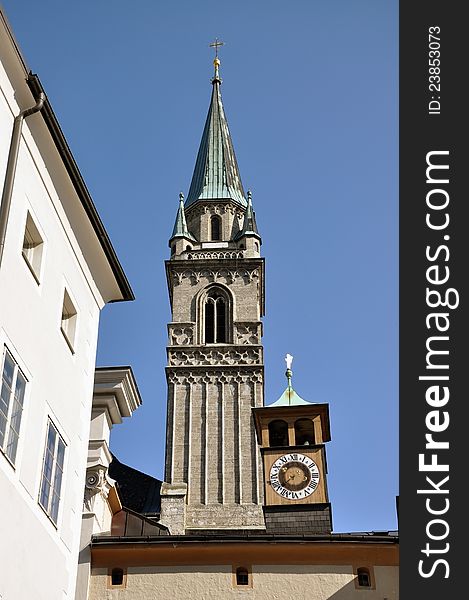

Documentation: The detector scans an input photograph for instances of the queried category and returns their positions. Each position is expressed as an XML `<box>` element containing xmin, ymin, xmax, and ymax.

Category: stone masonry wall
<box><xmin>165</xmin><ymin>368</ymin><xmax>265</xmax><ymax>530</ymax></box>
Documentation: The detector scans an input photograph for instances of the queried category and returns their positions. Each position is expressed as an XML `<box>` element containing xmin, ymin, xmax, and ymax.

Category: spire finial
<box><xmin>285</xmin><ymin>353</ymin><xmax>293</xmax><ymax>404</ymax></box>
<box><xmin>179</xmin><ymin>191</ymin><xmax>184</xmax><ymax>203</ymax></box>
<box><xmin>209</xmin><ymin>38</ymin><xmax>224</xmax><ymax>81</ymax></box>
<box><xmin>247</xmin><ymin>189</ymin><xmax>252</xmax><ymax>203</ymax></box>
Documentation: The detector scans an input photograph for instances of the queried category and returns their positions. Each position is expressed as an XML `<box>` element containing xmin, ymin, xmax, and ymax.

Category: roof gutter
<box><xmin>91</xmin><ymin>532</ymin><xmax>399</xmax><ymax>546</ymax></box>
<box><xmin>0</xmin><ymin>93</ymin><xmax>45</xmax><ymax>268</ymax></box>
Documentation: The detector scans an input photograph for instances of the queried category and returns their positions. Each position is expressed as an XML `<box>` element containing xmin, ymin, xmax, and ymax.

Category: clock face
<box><xmin>269</xmin><ymin>452</ymin><xmax>320</xmax><ymax>500</ymax></box>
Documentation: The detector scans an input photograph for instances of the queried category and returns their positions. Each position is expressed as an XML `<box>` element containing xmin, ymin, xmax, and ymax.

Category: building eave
<box><xmin>92</xmin><ymin>532</ymin><xmax>398</xmax><ymax>545</ymax></box>
<box><xmin>94</xmin><ymin>366</ymin><xmax>143</xmax><ymax>422</ymax></box>
<box><xmin>90</xmin><ymin>533</ymin><xmax>399</xmax><ymax>568</ymax></box>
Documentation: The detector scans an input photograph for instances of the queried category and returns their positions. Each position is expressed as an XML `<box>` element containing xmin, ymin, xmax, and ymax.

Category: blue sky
<box><xmin>3</xmin><ymin>0</ymin><xmax>398</xmax><ymax>533</ymax></box>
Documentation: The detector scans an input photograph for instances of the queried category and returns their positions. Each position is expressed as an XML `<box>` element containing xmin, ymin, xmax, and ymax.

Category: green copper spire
<box><xmin>170</xmin><ymin>193</ymin><xmax>196</xmax><ymax>241</ymax></box>
<box><xmin>234</xmin><ymin>190</ymin><xmax>260</xmax><ymax>240</ymax></box>
<box><xmin>185</xmin><ymin>53</ymin><xmax>247</xmax><ymax>208</ymax></box>
<box><xmin>270</xmin><ymin>354</ymin><xmax>312</xmax><ymax>407</ymax></box>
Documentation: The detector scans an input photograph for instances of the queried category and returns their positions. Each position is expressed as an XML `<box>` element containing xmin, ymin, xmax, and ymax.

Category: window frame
<box><xmin>232</xmin><ymin>565</ymin><xmax>252</xmax><ymax>588</ymax></box>
<box><xmin>21</xmin><ymin>211</ymin><xmax>45</xmax><ymax>284</ymax></box>
<box><xmin>60</xmin><ymin>288</ymin><xmax>78</xmax><ymax>353</ymax></box>
<box><xmin>353</xmin><ymin>565</ymin><xmax>375</xmax><ymax>590</ymax></box>
<box><xmin>38</xmin><ymin>418</ymin><xmax>66</xmax><ymax>526</ymax></box>
<box><xmin>205</xmin><ymin>289</ymin><xmax>227</xmax><ymax>344</ymax></box>
<box><xmin>197</xmin><ymin>284</ymin><xmax>233</xmax><ymax>345</ymax></box>
<box><xmin>0</xmin><ymin>346</ymin><xmax>27</xmax><ymax>467</ymax></box>
<box><xmin>210</xmin><ymin>215</ymin><xmax>222</xmax><ymax>241</ymax></box>
<box><xmin>108</xmin><ymin>568</ymin><xmax>127</xmax><ymax>589</ymax></box>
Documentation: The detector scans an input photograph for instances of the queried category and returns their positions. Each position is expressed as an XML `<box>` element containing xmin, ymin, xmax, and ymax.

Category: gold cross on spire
<box><xmin>209</xmin><ymin>38</ymin><xmax>225</xmax><ymax>58</ymax></box>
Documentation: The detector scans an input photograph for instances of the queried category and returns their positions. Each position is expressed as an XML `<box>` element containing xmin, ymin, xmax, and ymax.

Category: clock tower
<box><xmin>253</xmin><ymin>358</ymin><xmax>333</xmax><ymax>534</ymax></box>
<box><xmin>161</xmin><ymin>56</ymin><xmax>266</xmax><ymax>533</ymax></box>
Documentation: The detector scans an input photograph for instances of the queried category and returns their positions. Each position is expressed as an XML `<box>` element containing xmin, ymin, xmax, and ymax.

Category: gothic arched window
<box><xmin>210</xmin><ymin>215</ymin><xmax>221</xmax><ymax>241</ymax></box>
<box><xmin>205</xmin><ymin>289</ymin><xmax>227</xmax><ymax>343</ymax></box>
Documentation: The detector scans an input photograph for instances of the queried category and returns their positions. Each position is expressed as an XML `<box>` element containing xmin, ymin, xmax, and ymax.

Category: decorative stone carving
<box><xmin>83</xmin><ymin>466</ymin><xmax>114</xmax><ymax>512</ymax></box>
<box><xmin>203</xmin><ymin>204</ymin><xmax>231</xmax><ymax>216</ymax></box>
<box><xmin>171</xmin><ymin>267</ymin><xmax>259</xmax><ymax>286</ymax></box>
<box><xmin>186</xmin><ymin>250</ymin><xmax>244</xmax><ymax>260</ymax></box>
<box><xmin>186</xmin><ymin>203</ymin><xmax>243</xmax><ymax>218</ymax></box>
<box><xmin>235</xmin><ymin>322</ymin><xmax>261</xmax><ymax>345</ymax></box>
<box><xmin>168</xmin><ymin>323</ymin><xmax>194</xmax><ymax>346</ymax></box>
<box><xmin>168</xmin><ymin>347</ymin><xmax>261</xmax><ymax>367</ymax></box>
<box><xmin>167</xmin><ymin>368</ymin><xmax>263</xmax><ymax>386</ymax></box>
<box><xmin>173</xmin><ymin>271</ymin><xmax>184</xmax><ymax>285</ymax></box>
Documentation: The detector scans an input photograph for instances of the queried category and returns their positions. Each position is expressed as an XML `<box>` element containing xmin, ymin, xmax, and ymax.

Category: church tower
<box><xmin>162</xmin><ymin>55</ymin><xmax>266</xmax><ymax>533</ymax></box>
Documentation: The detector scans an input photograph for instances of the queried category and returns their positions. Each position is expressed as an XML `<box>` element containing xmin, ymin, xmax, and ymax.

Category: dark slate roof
<box><xmin>185</xmin><ymin>66</ymin><xmax>247</xmax><ymax>208</ymax></box>
<box><xmin>182</xmin><ymin>530</ymin><xmax>399</xmax><ymax>540</ymax></box>
<box><xmin>108</xmin><ymin>454</ymin><xmax>162</xmax><ymax>516</ymax></box>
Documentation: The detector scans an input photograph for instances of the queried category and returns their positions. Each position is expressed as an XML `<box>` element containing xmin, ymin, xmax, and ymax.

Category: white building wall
<box><xmin>0</xmin><ymin>24</ymin><xmax>120</xmax><ymax>600</ymax></box>
<box><xmin>89</xmin><ymin>564</ymin><xmax>399</xmax><ymax>600</ymax></box>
